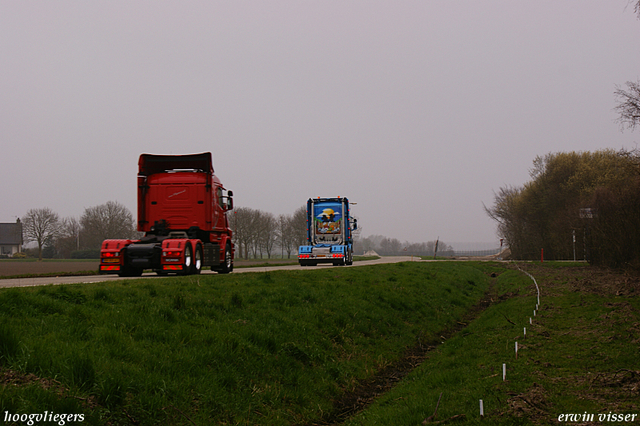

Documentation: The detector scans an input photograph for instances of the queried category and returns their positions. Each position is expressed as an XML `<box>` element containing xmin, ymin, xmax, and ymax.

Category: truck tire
<box><xmin>216</xmin><ymin>243</ymin><xmax>233</xmax><ymax>274</ymax></box>
<box><xmin>346</xmin><ymin>250</ymin><xmax>353</xmax><ymax>266</ymax></box>
<box><xmin>192</xmin><ymin>244</ymin><xmax>203</xmax><ymax>275</ymax></box>
<box><xmin>180</xmin><ymin>244</ymin><xmax>193</xmax><ymax>275</ymax></box>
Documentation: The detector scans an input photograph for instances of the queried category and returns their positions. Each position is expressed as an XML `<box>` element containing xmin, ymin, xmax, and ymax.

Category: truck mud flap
<box><xmin>203</xmin><ymin>243</ymin><xmax>220</xmax><ymax>266</ymax></box>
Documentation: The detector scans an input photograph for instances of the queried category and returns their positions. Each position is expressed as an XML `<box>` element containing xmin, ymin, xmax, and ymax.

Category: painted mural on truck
<box><xmin>313</xmin><ymin>202</ymin><xmax>342</xmax><ymax>235</ymax></box>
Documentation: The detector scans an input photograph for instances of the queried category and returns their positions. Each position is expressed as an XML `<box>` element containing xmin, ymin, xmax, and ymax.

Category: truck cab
<box><xmin>298</xmin><ymin>197</ymin><xmax>357</xmax><ymax>266</ymax></box>
<box><xmin>99</xmin><ymin>152</ymin><xmax>234</xmax><ymax>277</ymax></box>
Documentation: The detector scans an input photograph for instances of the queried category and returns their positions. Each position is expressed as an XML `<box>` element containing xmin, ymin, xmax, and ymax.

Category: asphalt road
<box><xmin>0</xmin><ymin>256</ymin><xmax>424</xmax><ymax>289</ymax></box>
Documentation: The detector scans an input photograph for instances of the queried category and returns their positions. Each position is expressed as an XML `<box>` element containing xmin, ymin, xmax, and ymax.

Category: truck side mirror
<box><xmin>226</xmin><ymin>196</ymin><xmax>233</xmax><ymax>211</ymax></box>
<box><xmin>353</xmin><ymin>219</ymin><xmax>357</xmax><ymax>230</ymax></box>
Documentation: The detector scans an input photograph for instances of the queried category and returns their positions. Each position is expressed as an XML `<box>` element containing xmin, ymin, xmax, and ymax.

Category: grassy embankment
<box><xmin>344</xmin><ymin>262</ymin><xmax>640</xmax><ymax>425</ymax></box>
<box><xmin>1</xmin><ymin>261</ymin><xmax>637</xmax><ymax>425</ymax></box>
<box><xmin>0</xmin><ymin>261</ymin><xmax>488</xmax><ymax>425</ymax></box>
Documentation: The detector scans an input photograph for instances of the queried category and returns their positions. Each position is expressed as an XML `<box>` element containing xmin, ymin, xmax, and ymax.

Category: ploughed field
<box><xmin>0</xmin><ymin>259</ymin><xmax>297</xmax><ymax>278</ymax></box>
<box><xmin>0</xmin><ymin>260</ymin><xmax>99</xmax><ymax>277</ymax></box>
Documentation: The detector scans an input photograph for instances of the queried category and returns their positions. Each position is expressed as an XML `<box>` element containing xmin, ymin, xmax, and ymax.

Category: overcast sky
<box><xmin>2</xmin><ymin>1</ymin><xmax>640</xmax><ymax>247</ymax></box>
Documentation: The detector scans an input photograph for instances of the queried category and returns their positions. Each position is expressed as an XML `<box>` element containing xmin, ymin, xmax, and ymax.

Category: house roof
<box><xmin>0</xmin><ymin>222</ymin><xmax>23</xmax><ymax>245</ymax></box>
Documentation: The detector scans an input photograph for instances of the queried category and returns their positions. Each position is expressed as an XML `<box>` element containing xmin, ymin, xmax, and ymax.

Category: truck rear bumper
<box><xmin>298</xmin><ymin>245</ymin><xmax>348</xmax><ymax>266</ymax></box>
<box><xmin>299</xmin><ymin>256</ymin><xmax>345</xmax><ymax>266</ymax></box>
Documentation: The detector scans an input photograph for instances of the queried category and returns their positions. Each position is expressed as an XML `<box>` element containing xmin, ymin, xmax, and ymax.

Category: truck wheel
<box><xmin>217</xmin><ymin>243</ymin><xmax>233</xmax><ymax>274</ymax></box>
<box><xmin>346</xmin><ymin>250</ymin><xmax>353</xmax><ymax>266</ymax></box>
<box><xmin>192</xmin><ymin>244</ymin><xmax>203</xmax><ymax>275</ymax></box>
<box><xmin>180</xmin><ymin>244</ymin><xmax>193</xmax><ymax>275</ymax></box>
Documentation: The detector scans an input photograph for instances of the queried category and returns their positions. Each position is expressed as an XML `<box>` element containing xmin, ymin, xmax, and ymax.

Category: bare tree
<box><xmin>291</xmin><ymin>206</ymin><xmax>308</xmax><ymax>247</ymax></box>
<box><xmin>55</xmin><ymin>217</ymin><xmax>81</xmax><ymax>258</ymax></box>
<box><xmin>277</xmin><ymin>213</ymin><xmax>297</xmax><ymax>258</ymax></box>
<box><xmin>229</xmin><ymin>207</ymin><xmax>259</xmax><ymax>259</ymax></box>
<box><xmin>379</xmin><ymin>237</ymin><xmax>402</xmax><ymax>255</ymax></box>
<box><xmin>258</xmin><ymin>211</ymin><xmax>278</xmax><ymax>258</ymax></box>
<box><xmin>614</xmin><ymin>80</ymin><xmax>640</xmax><ymax>131</ymax></box>
<box><xmin>247</xmin><ymin>209</ymin><xmax>267</xmax><ymax>259</ymax></box>
<box><xmin>80</xmin><ymin>201</ymin><xmax>137</xmax><ymax>250</ymax></box>
<box><xmin>22</xmin><ymin>207</ymin><xmax>60</xmax><ymax>260</ymax></box>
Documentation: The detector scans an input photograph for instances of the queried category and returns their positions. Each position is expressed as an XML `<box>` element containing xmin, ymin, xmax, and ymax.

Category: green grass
<box><xmin>3</xmin><ymin>261</ymin><xmax>634</xmax><ymax>425</ymax></box>
<box><xmin>0</xmin><ymin>262</ymin><xmax>489</xmax><ymax>425</ymax></box>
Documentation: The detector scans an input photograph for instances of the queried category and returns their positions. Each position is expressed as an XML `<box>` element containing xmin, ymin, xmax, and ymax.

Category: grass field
<box><xmin>0</xmin><ymin>262</ymin><xmax>489</xmax><ymax>425</ymax></box>
<box><xmin>0</xmin><ymin>261</ymin><xmax>638</xmax><ymax>425</ymax></box>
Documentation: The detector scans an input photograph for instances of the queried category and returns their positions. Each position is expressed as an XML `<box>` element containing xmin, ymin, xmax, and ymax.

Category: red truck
<box><xmin>99</xmin><ymin>152</ymin><xmax>234</xmax><ymax>277</ymax></box>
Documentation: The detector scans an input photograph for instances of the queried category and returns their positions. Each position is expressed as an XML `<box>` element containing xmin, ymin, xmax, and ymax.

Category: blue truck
<box><xmin>298</xmin><ymin>197</ymin><xmax>357</xmax><ymax>266</ymax></box>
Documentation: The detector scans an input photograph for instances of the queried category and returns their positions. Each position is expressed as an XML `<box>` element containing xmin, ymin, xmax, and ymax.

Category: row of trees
<box><xmin>20</xmin><ymin>202</ymin><xmax>313</xmax><ymax>261</ymax></box>
<box><xmin>358</xmin><ymin>235</ymin><xmax>454</xmax><ymax>257</ymax></box>
<box><xmin>21</xmin><ymin>201</ymin><xmax>454</xmax><ymax>260</ymax></box>
<box><xmin>229</xmin><ymin>206</ymin><xmax>307</xmax><ymax>260</ymax></box>
<box><xmin>228</xmin><ymin>209</ymin><xmax>454</xmax><ymax>258</ymax></box>
<box><xmin>22</xmin><ymin>201</ymin><xmax>138</xmax><ymax>260</ymax></box>
<box><xmin>485</xmin><ymin>149</ymin><xmax>640</xmax><ymax>267</ymax></box>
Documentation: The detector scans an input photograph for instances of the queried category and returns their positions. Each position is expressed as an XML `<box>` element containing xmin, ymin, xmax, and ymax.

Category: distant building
<box><xmin>0</xmin><ymin>219</ymin><xmax>23</xmax><ymax>257</ymax></box>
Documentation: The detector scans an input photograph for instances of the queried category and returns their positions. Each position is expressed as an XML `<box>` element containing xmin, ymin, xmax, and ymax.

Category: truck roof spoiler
<box><xmin>138</xmin><ymin>152</ymin><xmax>213</xmax><ymax>176</ymax></box>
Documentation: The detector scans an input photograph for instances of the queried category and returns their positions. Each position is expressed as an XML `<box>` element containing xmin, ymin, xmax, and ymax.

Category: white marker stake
<box><xmin>530</xmin><ymin>317</ymin><xmax>532</xmax><ymax>325</ymax></box>
<box><xmin>479</xmin><ymin>399</ymin><xmax>484</xmax><ymax>417</ymax></box>
<box><xmin>534</xmin><ymin>310</ymin><xmax>536</xmax><ymax>317</ymax></box>
<box><xmin>515</xmin><ymin>341</ymin><xmax>518</xmax><ymax>359</ymax></box>
<box><xmin>524</xmin><ymin>327</ymin><xmax>527</xmax><ymax>339</ymax></box>
<box><xmin>503</xmin><ymin>363</ymin><xmax>506</xmax><ymax>381</ymax></box>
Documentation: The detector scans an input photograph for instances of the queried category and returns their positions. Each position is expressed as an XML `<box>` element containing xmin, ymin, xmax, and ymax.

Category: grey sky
<box><xmin>2</xmin><ymin>1</ymin><xmax>639</xmax><ymax>246</ymax></box>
